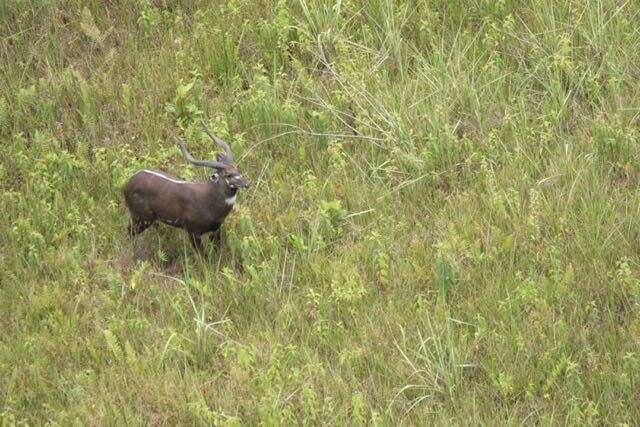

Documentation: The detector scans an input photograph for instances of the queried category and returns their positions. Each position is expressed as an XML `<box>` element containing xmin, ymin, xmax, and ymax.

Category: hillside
<box><xmin>1</xmin><ymin>0</ymin><xmax>640</xmax><ymax>424</ymax></box>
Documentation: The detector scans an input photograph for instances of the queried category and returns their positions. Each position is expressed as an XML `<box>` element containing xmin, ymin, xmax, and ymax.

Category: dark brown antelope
<box><xmin>123</xmin><ymin>124</ymin><xmax>249</xmax><ymax>253</ymax></box>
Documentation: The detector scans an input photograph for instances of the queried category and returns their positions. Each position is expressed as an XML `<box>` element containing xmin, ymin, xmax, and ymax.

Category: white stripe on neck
<box><xmin>140</xmin><ymin>170</ymin><xmax>187</xmax><ymax>184</ymax></box>
<box><xmin>225</xmin><ymin>195</ymin><xmax>236</xmax><ymax>206</ymax></box>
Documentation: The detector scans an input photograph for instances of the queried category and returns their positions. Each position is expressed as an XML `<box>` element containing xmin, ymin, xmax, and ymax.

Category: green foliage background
<box><xmin>1</xmin><ymin>0</ymin><xmax>640</xmax><ymax>423</ymax></box>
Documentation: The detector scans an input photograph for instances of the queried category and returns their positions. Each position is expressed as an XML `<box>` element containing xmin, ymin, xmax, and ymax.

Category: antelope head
<box><xmin>178</xmin><ymin>123</ymin><xmax>249</xmax><ymax>190</ymax></box>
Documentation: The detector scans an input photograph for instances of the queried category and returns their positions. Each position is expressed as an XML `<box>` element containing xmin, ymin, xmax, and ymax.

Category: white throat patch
<box><xmin>225</xmin><ymin>195</ymin><xmax>237</xmax><ymax>206</ymax></box>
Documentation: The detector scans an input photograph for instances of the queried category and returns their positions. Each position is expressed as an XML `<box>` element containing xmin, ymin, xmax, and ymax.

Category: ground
<box><xmin>1</xmin><ymin>0</ymin><xmax>640</xmax><ymax>424</ymax></box>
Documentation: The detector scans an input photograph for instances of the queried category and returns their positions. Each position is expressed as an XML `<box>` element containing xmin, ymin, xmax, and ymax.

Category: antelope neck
<box><xmin>209</xmin><ymin>178</ymin><xmax>237</xmax><ymax>201</ymax></box>
<box><xmin>224</xmin><ymin>185</ymin><xmax>238</xmax><ymax>206</ymax></box>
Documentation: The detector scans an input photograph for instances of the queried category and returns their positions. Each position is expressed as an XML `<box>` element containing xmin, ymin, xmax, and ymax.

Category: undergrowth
<box><xmin>1</xmin><ymin>0</ymin><xmax>640</xmax><ymax>424</ymax></box>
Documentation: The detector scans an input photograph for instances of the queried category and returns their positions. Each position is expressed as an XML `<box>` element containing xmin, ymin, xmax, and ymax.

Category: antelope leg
<box><xmin>209</xmin><ymin>223</ymin><xmax>222</xmax><ymax>246</ymax></box>
<box><xmin>129</xmin><ymin>218</ymin><xmax>153</xmax><ymax>237</ymax></box>
<box><xmin>188</xmin><ymin>232</ymin><xmax>204</xmax><ymax>253</ymax></box>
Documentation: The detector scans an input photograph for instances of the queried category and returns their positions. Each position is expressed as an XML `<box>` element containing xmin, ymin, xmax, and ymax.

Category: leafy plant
<box><xmin>165</xmin><ymin>75</ymin><xmax>204</xmax><ymax>127</ymax></box>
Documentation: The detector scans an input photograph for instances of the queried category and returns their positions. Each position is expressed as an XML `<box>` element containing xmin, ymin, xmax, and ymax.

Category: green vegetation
<box><xmin>2</xmin><ymin>0</ymin><xmax>640</xmax><ymax>423</ymax></box>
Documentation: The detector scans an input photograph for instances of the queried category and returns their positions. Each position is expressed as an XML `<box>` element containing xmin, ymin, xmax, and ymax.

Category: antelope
<box><xmin>123</xmin><ymin>125</ymin><xmax>249</xmax><ymax>253</ymax></box>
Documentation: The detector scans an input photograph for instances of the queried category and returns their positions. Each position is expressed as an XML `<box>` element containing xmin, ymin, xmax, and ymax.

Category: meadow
<box><xmin>1</xmin><ymin>0</ymin><xmax>640</xmax><ymax>424</ymax></box>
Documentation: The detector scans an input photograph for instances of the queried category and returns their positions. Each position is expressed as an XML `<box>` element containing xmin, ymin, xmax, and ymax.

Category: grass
<box><xmin>1</xmin><ymin>0</ymin><xmax>640</xmax><ymax>424</ymax></box>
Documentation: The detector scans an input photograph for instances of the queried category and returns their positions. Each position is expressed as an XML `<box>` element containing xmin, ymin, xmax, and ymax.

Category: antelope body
<box><xmin>123</xmin><ymin>125</ymin><xmax>248</xmax><ymax>252</ymax></box>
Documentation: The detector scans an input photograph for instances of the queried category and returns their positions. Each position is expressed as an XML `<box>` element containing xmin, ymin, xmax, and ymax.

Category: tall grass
<box><xmin>1</xmin><ymin>0</ymin><xmax>640</xmax><ymax>423</ymax></box>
